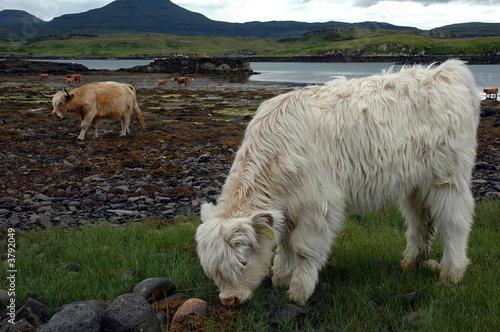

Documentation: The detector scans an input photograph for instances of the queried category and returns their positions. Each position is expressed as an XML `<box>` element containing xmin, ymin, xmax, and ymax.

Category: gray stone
<box><xmin>101</xmin><ymin>293</ymin><xmax>161</xmax><ymax>332</ymax></box>
<box><xmin>14</xmin><ymin>306</ymin><xmax>43</xmax><ymax>328</ymax></box>
<box><xmin>24</xmin><ymin>298</ymin><xmax>50</xmax><ymax>323</ymax></box>
<box><xmin>6</xmin><ymin>319</ymin><xmax>36</xmax><ymax>332</ymax></box>
<box><xmin>133</xmin><ymin>277</ymin><xmax>176</xmax><ymax>303</ymax></box>
<box><xmin>37</xmin><ymin>303</ymin><xmax>100</xmax><ymax>332</ymax></box>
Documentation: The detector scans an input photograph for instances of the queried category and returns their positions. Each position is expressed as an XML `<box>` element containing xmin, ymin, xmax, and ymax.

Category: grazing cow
<box><xmin>157</xmin><ymin>79</ymin><xmax>167</xmax><ymax>87</ymax></box>
<box><xmin>67</xmin><ymin>74</ymin><xmax>82</xmax><ymax>83</ymax></box>
<box><xmin>43</xmin><ymin>81</ymin><xmax>145</xmax><ymax>140</ymax></box>
<box><xmin>65</xmin><ymin>77</ymin><xmax>75</xmax><ymax>85</ymax></box>
<box><xmin>196</xmin><ymin>60</ymin><xmax>479</xmax><ymax>306</ymax></box>
<box><xmin>483</xmin><ymin>88</ymin><xmax>498</xmax><ymax>100</ymax></box>
<box><xmin>38</xmin><ymin>73</ymin><xmax>49</xmax><ymax>80</ymax></box>
<box><xmin>173</xmin><ymin>76</ymin><xmax>189</xmax><ymax>86</ymax></box>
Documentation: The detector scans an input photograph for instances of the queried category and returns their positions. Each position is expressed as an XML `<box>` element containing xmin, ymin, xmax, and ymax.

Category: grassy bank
<box><xmin>1</xmin><ymin>30</ymin><xmax>500</xmax><ymax>58</ymax></box>
<box><xmin>1</xmin><ymin>200</ymin><xmax>499</xmax><ymax>330</ymax></box>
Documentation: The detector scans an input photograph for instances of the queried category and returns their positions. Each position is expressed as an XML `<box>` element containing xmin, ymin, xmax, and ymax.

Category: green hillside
<box><xmin>1</xmin><ymin>28</ymin><xmax>499</xmax><ymax>58</ymax></box>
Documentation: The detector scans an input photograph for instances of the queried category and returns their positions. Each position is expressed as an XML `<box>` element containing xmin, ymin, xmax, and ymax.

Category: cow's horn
<box><xmin>64</xmin><ymin>88</ymin><xmax>70</xmax><ymax>96</ymax></box>
<box><xmin>40</xmin><ymin>92</ymin><xmax>55</xmax><ymax>98</ymax></box>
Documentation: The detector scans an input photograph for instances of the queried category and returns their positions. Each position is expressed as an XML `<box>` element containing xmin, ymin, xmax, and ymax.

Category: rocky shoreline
<box><xmin>0</xmin><ymin>75</ymin><xmax>498</xmax><ymax>233</ymax></box>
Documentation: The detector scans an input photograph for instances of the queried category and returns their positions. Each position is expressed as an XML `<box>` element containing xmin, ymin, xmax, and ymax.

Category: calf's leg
<box><xmin>272</xmin><ymin>237</ymin><xmax>296</xmax><ymax>289</ymax></box>
<box><xmin>400</xmin><ymin>189</ymin><xmax>439</xmax><ymax>271</ymax></box>
<box><xmin>427</xmin><ymin>187</ymin><xmax>474</xmax><ymax>283</ymax></box>
<box><xmin>78</xmin><ymin>109</ymin><xmax>96</xmax><ymax>140</ymax></box>
<box><xmin>286</xmin><ymin>208</ymin><xmax>343</xmax><ymax>305</ymax></box>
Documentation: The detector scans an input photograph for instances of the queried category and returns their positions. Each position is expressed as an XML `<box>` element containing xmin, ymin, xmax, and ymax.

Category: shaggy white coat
<box><xmin>196</xmin><ymin>60</ymin><xmax>480</xmax><ymax>306</ymax></box>
<box><xmin>49</xmin><ymin>81</ymin><xmax>145</xmax><ymax>140</ymax></box>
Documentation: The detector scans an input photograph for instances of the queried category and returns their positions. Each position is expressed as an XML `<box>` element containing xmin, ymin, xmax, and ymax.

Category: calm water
<box><xmin>30</xmin><ymin>59</ymin><xmax>499</xmax><ymax>95</ymax></box>
<box><xmin>249</xmin><ymin>62</ymin><xmax>500</xmax><ymax>96</ymax></box>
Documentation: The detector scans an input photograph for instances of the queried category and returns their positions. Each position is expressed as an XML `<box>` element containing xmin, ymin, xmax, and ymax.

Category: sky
<box><xmin>1</xmin><ymin>0</ymin><xmax>499</xmax><ymax>30</ymax></box>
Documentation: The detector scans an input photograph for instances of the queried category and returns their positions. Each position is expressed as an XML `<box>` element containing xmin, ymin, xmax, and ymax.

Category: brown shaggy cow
<box><xmin>65</xmin><ymin>77</ymin><xmax>75</xmax><ymax>85</ymax></box>
<box><xmin>483</xmin><ymin>88</ymin><xmax>498</xmax><ymax>100</ymax></box>
<box><xmin>173</xmin><ymin>76</ymin><xmax>189</xmax><ymax>86</ymax></box>
<box><xmin>67</xmin><ymin>74</ymin><xmax>82</xmax><ymax>83</ymax></box>
<box><xmin>157</xmin><ymin>79</ymin><xmax>167</xmax><ymax>87</ymax></box>
<box><xmin>44</xmin><ymin>82</ymin><xmax>145</xmax><ymax>140</ymax></box>
<box><xmin>38</xmin><ymin>73</ymin><xmax>49</xmax><ymax>80</ymax></box>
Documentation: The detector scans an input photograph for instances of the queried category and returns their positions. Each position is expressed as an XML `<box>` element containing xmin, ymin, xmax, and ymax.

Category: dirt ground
<box><xmin>0</xmin><ymin>73</ymin><xmax>292</xmax><ymax>202</ymax></box>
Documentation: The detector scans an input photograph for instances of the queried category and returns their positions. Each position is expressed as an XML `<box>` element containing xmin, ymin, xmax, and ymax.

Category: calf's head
<box><xmin>196</xmin><ymin>203</ymin><xmax>284</xmax><ymax>306</ymax></box>
<box><xmin>48</xmin><ymin>90</ymin><xmax>74</xmax><ymax>119</ymax></box>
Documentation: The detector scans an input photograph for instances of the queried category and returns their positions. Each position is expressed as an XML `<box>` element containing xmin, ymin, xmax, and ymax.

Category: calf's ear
<box><xmin>200</xmin><ymin>203</ymin><xmax>216</xmax><ymax>223</ymax></box>
<box><xmin>251</xmin><ymin>211</ymin><xmax>284</xmax><ymax>241</ymax></box>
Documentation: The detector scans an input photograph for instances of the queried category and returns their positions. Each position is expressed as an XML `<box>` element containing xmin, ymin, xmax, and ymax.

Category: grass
<box><xmin>1</xmin><ymin>30</ymin><xmax>500</xmax><ymax>58</ymax></box>
<box><xmin>1</xmin><ymin>200</ymin><xmax>499</xmax><ymax>331</ymax></box>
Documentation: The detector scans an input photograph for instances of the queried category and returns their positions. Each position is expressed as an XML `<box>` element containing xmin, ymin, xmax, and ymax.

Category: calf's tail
<box><xmin>134</xmin><ymin>99</ymin><xmax>146</xmax><ymax>129</ymax></box>
<box><xmin>127</xmin><ymin>84</ymin><xmax>146</xmax><ymax>129</ymax></box>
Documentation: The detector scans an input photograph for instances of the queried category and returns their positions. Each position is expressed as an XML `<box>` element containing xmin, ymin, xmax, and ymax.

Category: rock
<box><xmin>133</xmin><ymin>277</ymin><xmax>176</xmax><ymax>304</ymax></box>
<box><xmin>37</xmin><ymin>303</ymin><xmax>100</xmax><ymax>332</ymax></box>
<box><xmin>101</xmin><ymin>293</ymin><xmax>161</xmax><ymax>332</ymax></box>
<box><xmin>57</xmin><ymin>300</ymin><xmax>107</xmax><ymax>320</ymax></box>
<box><xmin>4</xmin><ymin>319</ymin><xmax>36</xmax><ymax>332</ymax></box>
<box><xmin>23</xmin><ymin>298</ymin><xmax>49</xmax><ymax>323</ymax></box>
<box><xmin>171</xmin><ymin>298</ymin><xmax>208</xmax><ymax>332</ymax></box>
<box><xmin>13</xmin><ymin>306</ymin><xmax>43</xmax><ymax>329</ymax></box>
<box><xmin>172</xmin><ymin>298</ymin><xmax>207</xmax><ymax>320</ymax></box>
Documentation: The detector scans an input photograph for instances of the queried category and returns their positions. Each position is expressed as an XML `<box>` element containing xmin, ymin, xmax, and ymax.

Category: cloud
<box><xmin>353</xmin><ymin>0</ymin><xmax>500</xmax><ymax>7</ymax></box>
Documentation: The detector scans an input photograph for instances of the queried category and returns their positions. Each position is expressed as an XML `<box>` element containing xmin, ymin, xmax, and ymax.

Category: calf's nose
<box><xmin>221</xmin><ymin>296</ymin><xmax>240</xmax><ymax>306</ymax></box>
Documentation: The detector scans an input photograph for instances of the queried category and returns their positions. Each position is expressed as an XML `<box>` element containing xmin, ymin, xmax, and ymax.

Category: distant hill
<box><xmin>0</xmin><ymin>10</ymin><xmax>46</xmax><ymax>41</ymax></box>
<box><xmin>0</xmin><ymin>0</ymin><xmax>417</xmax><ymax>40</ymax></box>
<box><xmin>434</xmin><ymin>22</ymin><xmax>500</xmax><ymax>37</ymax></box>
<box><xmin>0</xmin><ymin>0</ymin><xmax>498</xmax><ymax>41</ymax></box>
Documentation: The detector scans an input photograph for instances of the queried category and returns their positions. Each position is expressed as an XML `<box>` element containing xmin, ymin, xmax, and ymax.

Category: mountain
<box><xmin>0</xmin><ymin>0</ymin><xmax>498</xmax><ymax>41</ymax></box>
<box><xmin>0</xmin><ymin>0</ymin><xmax>418</xmax><ymax>40</ymax></box>
<box><xmin>434</xmin><ymin>22</ymin><xmax>500</xmax><ymax>37</ymax></box>
<box><xmin>0</xmin><ymin>10</ymin><xmax>45</xmax><ymax>28</ymax></box>
<box><xmin>0</xmin><ymin>10</ymin><xmax>46</xmax><ymax>41</ymax></box>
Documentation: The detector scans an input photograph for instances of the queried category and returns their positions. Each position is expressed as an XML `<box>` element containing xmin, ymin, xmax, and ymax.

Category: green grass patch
<box><xmin>1</xmin><ymin>201</ymin><xmax>498</xmax><ymax>330</ymax></box>
<box><xmin>1</xmin><ymin>30</ymin><xmax>500</xmax><ymax>57</ymax></box>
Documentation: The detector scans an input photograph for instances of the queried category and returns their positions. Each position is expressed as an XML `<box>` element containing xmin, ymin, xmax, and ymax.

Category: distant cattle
<box><xmin>65</xmin><ymin>77</ymin><xmax>75</xmax><ymax>85</ymax></box>
<box><xmin>173</xmin><ymin>76</ymin><xmax>189</xmax><ymax>86</ymax></box>
<box><xmin>196</xmin><ymin>60</ymin><xmax>479</xmax><ymax>306</ymax></box>
<box><xmin>67</xmin><ymin>74</ymin><xmax>82</xmax><ymax>83</ymax></box>
<box><xmin>38</xmin><ymin>73</ymin><xmax>49</xmax><ymax>80</ymax></box>
<box><xmin>157</xmin><ymin>79</ymin><xmax>167</xmax><ymax>87</ymax></box>
<box><xmin>43</xmin><ymin>81</ymin><xmax>145</xmax><ymax>140</ymax></box>
<box><xmin>483</xmin><ymin>88</ymin><xmax>498</xmax><ymax>100</ymax></box>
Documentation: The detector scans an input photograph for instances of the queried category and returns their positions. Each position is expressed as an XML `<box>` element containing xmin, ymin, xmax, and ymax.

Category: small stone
<box><xmin>172</xmin><ymin>298</ymin><xmax>208</xmax><ymax>324</ymax></box>
<box><xmin>133</xmin><ymin>277</ymin><xmax>176</xmax><ymax>304</ymax></box>
<box><xmin>38</xmin><ymin>303</ymin><xmax>99</xmax><ymax>332</ymax></box>
<box><xmin>101</xmin><ymin>293</ymin><xmax>161</xmax><ymax>332</ymax></box>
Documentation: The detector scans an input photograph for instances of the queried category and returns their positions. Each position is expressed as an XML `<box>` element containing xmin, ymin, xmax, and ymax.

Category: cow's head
<box><xmin>196</xmin><ymin>203</ymin><xmax>284</xmax><ymax>306</ymax></box>
<box><xmin>43</xmin><ymin>89</ymin><xmax>74</xmax><ymax>119</ymax></box>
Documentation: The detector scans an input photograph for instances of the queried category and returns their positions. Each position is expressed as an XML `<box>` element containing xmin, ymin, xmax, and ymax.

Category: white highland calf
<box><xmin>196</xmin><ymin>60</ymin><xmax>479</xmax><ymax>306</ymax></box>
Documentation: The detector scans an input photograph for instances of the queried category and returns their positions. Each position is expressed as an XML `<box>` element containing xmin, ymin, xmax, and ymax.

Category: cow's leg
<box><xmin>427</xmin><ymin>187</ymin><xmax>473</xmax><ymax>283</ymax></box>
<box><xmin>78</xmin><ymin>112</ymin><xmax>96</xmax><ymax>140</ymax></box>
<box><xmin>400</xmin><ymin>189</ymin><xmax>439</xmax><ymax>271</ymax></box>
<box><xmin>272</xmin><ymin>237</ymin><xmax>296</xmax><ymax>289</ymax></box>
<box><xmin>120</xmin><ymin>111</ymin><xmax>131</xmax><ymax>136</ymax></box>
<box><xmin>286</xmin><ymin>208</ymin><xmax>343</xmax><ymax>305</ymax></box>
<box><xmin>91</xmin><ymin>119</ymin><xmax>100</xmax><ymax>138</ymax></box>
